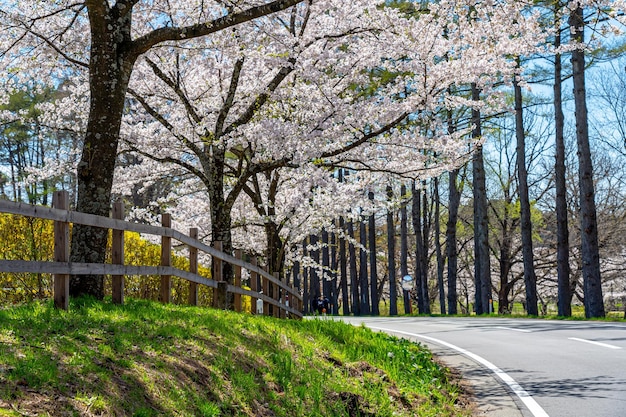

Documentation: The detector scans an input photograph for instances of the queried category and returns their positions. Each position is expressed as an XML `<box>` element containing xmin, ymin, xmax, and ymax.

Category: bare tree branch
<box><xmin>144</xmin><ymin>57</ymin><xmax>203</xmax><ymax>125</ymax></box>
<box><xmin>130</xmin><ymin>0</ymin><xmax>303</xmax><ymax>58</ymax></box>
<box><xmin>320</xmin><ymin>112</ymin><xmax>410</xmax><ymax>159</ymax></box>
<box><xmin>223</xmin><ymin>59</ymin><xmax>295</xmax><ymax>136</ymax></box>
<box><xmin>127</xmin><ymin>87</ymin><xmax>203</xmax><ymax>158</ymax></box>
<box><xmin>216</xmin><ymin>57</ymin><xmax>245</xmax><ymax>138</ymax></box>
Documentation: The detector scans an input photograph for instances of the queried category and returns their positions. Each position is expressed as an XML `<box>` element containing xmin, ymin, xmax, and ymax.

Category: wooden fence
<box><xmin>0</xmin><ymin>191</ymin><xmax>303</xmax><ymax>319</ymax></box>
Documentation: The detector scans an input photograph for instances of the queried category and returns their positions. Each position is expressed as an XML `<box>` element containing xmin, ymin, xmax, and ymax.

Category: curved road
<box><xmin>335</xmin><ymin>316</ymin><xmax>626</xmax><ymax>417</ymax></box>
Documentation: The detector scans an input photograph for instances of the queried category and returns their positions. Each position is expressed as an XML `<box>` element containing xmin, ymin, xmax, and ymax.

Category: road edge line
<box><xmin>368</xmin><ymin>326</ymin><xmax>550</xmax><ymax>417</ymax></box>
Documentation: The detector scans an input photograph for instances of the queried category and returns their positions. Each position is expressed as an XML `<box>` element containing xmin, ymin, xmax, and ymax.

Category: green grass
<box><xmin>0</xmin><ymin>298</ymin><xmax>472</xmax><ymax>417</ymax></box>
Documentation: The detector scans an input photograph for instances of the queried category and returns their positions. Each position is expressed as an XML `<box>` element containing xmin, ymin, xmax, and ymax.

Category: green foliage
<box><xmin>381</xmin><ymin>0</ymin><xmax>427</xmax><ymax>18</ymax></box>
<box><xmin>0</xmin><ymin>299</ymin><xmax>471</xmax><ymax>416</ymax></box>
<box><xmin>453</xmin><ymin>198</ymin><xmax>545</xmax><ymax>242</ymax></box>
<box><xmin>0</xmin><ymin>85</ymin><xmax>61</xmax><ymax>205</ymax></box>
<box><xmin>349</xmin><ymin>67</ymin><xmax>414</xmax><ymax>100</ymax></box>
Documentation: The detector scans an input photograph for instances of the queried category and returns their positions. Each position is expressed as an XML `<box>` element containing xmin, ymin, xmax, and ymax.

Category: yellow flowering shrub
<box><xmin>0</xmin><ymin>214</ymin><xmax>215</xmax><ymax>306</ymax></box>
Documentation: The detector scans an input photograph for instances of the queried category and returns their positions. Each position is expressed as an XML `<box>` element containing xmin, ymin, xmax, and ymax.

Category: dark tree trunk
<box><xmin>514</xmin><ymin>59</ymin><xmax>538</xmax><ymax>316</ymax></box>
<box><xmin>322</xmin><ymin>228</ymin><xmax>330</xmax><ymax>303</ymax></box>
<box><xmin>205</xmin><ymin>143</ymin><xmax>237</xmax><ymax>284</ymax></box>
<box><xmin>338</xmin><ymin>170</ymin><xmax>350</xmax><ymax>315</ymax></box>
<box><xmin>265</xmin><ymin>221</ymin><xmax>285</xmax><ymax>277</ymax></box>
<box><xmin>446</xmin><ymin>168</ymin><xmax>460</xmax><ymax>315</ymax></box>
<box><xmin>471</xmin><ymin>84</ymin><xmax>492</xmax><ymax>314</ymax></box>
<box><xmin>330</xmin><ymin>228</ymin><xmax>338</xmax><ymax>315</ymax></box>
<box><xmin>570</xmin><ymin>6</ymin><xmax>605</xmax><ymax>318</ymax></box>
<box><xmin>310</xmin><ymin>233</ymin><xmax>320</xmax><ymax>299</ymax></box>
<box><xmin>412</xmin><ymin>181</ymin><xmax>428</xmax><ymax>314</ymax></box>
<box><xmin>368</xmin><ymin>191</ymin><xmax>380</xmax><ymax>315</ymax></box>
<box><xmin>262</xmin><ymin>171</ymin><xmax>285</xmax><ymax>278</ymax></box>
<box><xmin>302</xmin><ymin>238</ymin><xmax>309</xmax><ymax>315</ymax></box>
<box><xmin>554</xmin><ymin>10</ymin><xmax>572</xmax><ymax>317</ymax></box>
<box><xmin>348</xmin><ymin>219</ymin><xmax>360</xmax><ymax>315</ymax></box>
<box><xmin>339</xmin><ymin>216</ymin><xmax>350</xmax><ymax>315</ymax></box>
<box><xmin>292</xmin><ymin>255</ymin><xmax>300</xmax><ymax>290</ymax></box>
<box><xmin>387</xmin><ymin>185</ymin><xmax>398</xmax><ymax>316</ymax></box>
<box><xmin>421</xmin><ymin>180</ymin><xmax>431</xmax><ymax>314</ymax></box>
<box><xmin>434</xmin><ymin>178</ymin><xmax>446</xmax><ymax>315</ymax></box>
<box><xmin>70</xmin><ymin>7</ymin><xmax>135</xmax><ymax>298</ymax></box>
<box><xmin>498</xmin><ymin>228</ymin><xmax>515</xmax><ymax>314</ymax></box>
<box><xmin>400</xmin><ymin>184</ymin><xmax>411</xmax><ymax>314</ymax></box>
<box><xmin>359</xmin><ymin>215</ymin><xmax>371</xmax><ymax>314</ymax></box>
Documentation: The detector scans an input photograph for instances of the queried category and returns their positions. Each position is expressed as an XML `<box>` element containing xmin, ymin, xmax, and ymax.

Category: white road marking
<box><xmin>368</xmin><ymin>326</ymin><xmax>550</xmax><ymax>417</ymax></box>
<box><xmin>568</xmin><ymin>337</ymin><xmax>622</xmax><ymax>350</ymax></box>
<box><xmin>495</xmin><ymin>326</ymin><xmax>532</xmax><ymax>333</ymax></box>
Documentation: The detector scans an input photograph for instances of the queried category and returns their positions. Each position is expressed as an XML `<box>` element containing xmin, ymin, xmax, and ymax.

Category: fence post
<box><xmin>112</xmin><ymin>200</ymin><xmax>125</xmax><ymax>305</ymax></box>
<box><xmin>293</xmin><ymin>287</ymin><xmax>300</xmax><ymax>315</ymax></box>
<box><xmin>188</xmin><ymin>228</ymin><xmax>198</xmax><ymax>306</ymax></box>
<box><xmin>250</xmin><ymin>257</ymin><xmax>259</xmax><ymax>314</ymax></box>
<box><xmin>213</xmin><ymin>241</ymin><xmax>227</xmax><ymax>309</ymax></box>
<box><xmin>262</xmin><ymin>266</ymin><xmax>270</xmax><ymax>316</ymax></box>
<box><xmin>297</xmin><ymin>287</ymin><xmax>302</xmax><ymax>314</ymax></box>
<box><xmin>274</xmin><ymin>272</ymin><xmax>283</xmax><ymax>318</ymax></box>
<box><xmin>160</xmin><ymin>213</ymin><xmax>172</xmax><ymax>304</ymax></box>
<box><xmin>290</xmin><ymin>287</ymin><xmax>297</xmax><ymax>315</ymax></box>
<box><xmin>53</xmin><ymin>191</ymin><xmax>69</xmax><ymax>310</ymax></box>
<box><xmin>234</xmin><ymin>250</ymin><xmax>242</xmax><ymax>312</ymax></box>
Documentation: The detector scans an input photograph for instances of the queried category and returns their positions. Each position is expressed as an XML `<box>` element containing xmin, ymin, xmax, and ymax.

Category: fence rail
<box><xmin>0</xmin><ymin>191</ymin><xmax>303</xmax><ymax>319</ymax></box>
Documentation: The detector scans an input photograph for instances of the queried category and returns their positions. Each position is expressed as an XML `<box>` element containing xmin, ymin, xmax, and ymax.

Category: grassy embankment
<box><xmin>0</xmin><ymin>298</ymin><xmax>473</xmax><ymax>417</ymax></box>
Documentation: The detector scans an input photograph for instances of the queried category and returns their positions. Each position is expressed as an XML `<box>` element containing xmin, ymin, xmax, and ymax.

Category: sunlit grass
<box><xmin>0</xmin><ymin>297</ymin><xmax>471</xmax><ymax>417</ymax></box>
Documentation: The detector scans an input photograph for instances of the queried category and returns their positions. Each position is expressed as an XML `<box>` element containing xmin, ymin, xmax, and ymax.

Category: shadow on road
<box><xmin>499</xmin><ymin>372</ymin><xmax>626</xmax><ymax>399</ymax></box>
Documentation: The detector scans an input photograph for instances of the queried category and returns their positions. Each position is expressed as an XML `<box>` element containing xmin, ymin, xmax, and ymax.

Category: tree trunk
<box><xmin>387</xmin><ymin>185</ymin><xmax>398</xmax><ymax>316</ymax></box>
<box><xmin>339</xmin><ymin>216</ymin><xmax>350</xmax><ymax>315</ymax></box>
<box><xmin>434</xmin><ymin>178</ymin><xmax>446</xmax><ymax>314</ymax></box>
<box><xmin>400</xmin><ymin>184</ymin><xmax>411</xmax><ymax>314</ymax></box>
<box><xmin>70</xmin><ymin>8</ymin><xmax>135</xmax><ymax>298</ymax></box>
<box><xmin>570</xmin><ymin>5</ymin><xmax>605</xmax><ymax>318</ymax></box>
<box><xmin>338</xmin><ymin>170</ymin><xmax>350</xmax><ymax>315</ymax></box>
<box><xmin>412</xmin><ymin>181</ymin><xmax>428</xmax><ymax>314</ymax></box>
<box><xmin>302</xmin><ymin>237</ymin><xmax>310</xmax><ymax>315</ymax></box>
<box><xmin>206</xmin><ymin>143</ymin><xmax>236</xmax><ymax>284</ymax></box>
<box><xmin>322</xmin><ymin>228</ymin><xmax>330</xmax><ymax>303</ymax></box>
<box><xmin>471</xmin><ymin>84</ymin><xmax>492</xmax><ymax>314</ymax></box>
<box><xmin>265</xmin><ymin>221</ymin><xmax>285</xmax><ymax>277</ymax></box>
<box><xmin>498</xmin><ymin>218</ymin><xmax>514</xmax><ymax>314</ymax></box>
<box><xmin>421</xmin><ymin>180</ymin><xmax>431</xmax><ymax>314</ymax></box>
<box><xmin>514</xmin><ymin>59</ymin><xmax>538</xmax><ymax>316</ymax></box>
<box><xmin>368</xmin><ymin>191</ymin><xmax>380</xmax><ymax>315</ymax></box>
<box><xmin>554</xmin><ymin>9</ymin><xmax>572</xmax><ymax>317</ymax></box>
<box><xmin>348</xmin><ymin>219</ymin><xmax>360</xmax><ymax>315</ymax></box>
<box><xmin>330</xmin><ymin>228</ymin><xmax>338</xmax><ymax>315</ymax></box>
<box><xmin>359</xmin><ymin>214</ymin><xmax>371</xmax><ymax>314</ymax></box>
<box><xmin>310</xmin><ymin>233</ymin><xmax>320</xmax><ymax>299</ymax></box>
<box><xmin>292</xmin><ymin>254</ymin><xmax>300</xmax><ymax>291</ymax></box>
<box><xmin>446</xmin><ymin>168</ymin><xmax>460</xmax><ymax>315</ymax></box>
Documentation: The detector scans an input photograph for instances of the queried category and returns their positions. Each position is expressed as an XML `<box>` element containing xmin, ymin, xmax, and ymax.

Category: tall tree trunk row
<box><xmin>514</xmin><ymin>58</ymin><xmax>538</xmax><ymax>316</ymax></box>
<box><xmin>570</xmin><ymin>4</ymin><xmax>605</xmax><ymax>318</ymax></box>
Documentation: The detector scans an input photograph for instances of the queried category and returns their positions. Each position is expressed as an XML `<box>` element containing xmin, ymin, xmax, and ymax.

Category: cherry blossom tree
<box><xmin>1</xmin><ymin>0</ymin><xmax>551</xmax><ymax>302</ymax></box>
<box><xmin>113</xmin><ymin>0</ymin><xmax>548</xmax><ymax>284</ymax></box>
<box><xmin>1</xmin><ymin>0</ymin><xmax>308</xmax><ymax>298</ymax></box>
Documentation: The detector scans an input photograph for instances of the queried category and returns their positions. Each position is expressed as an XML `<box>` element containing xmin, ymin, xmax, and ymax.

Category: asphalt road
<box><xmin>334</xmin><ymin>316</ymin><xmax>626</xmax><ymax>417</ymax></box>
